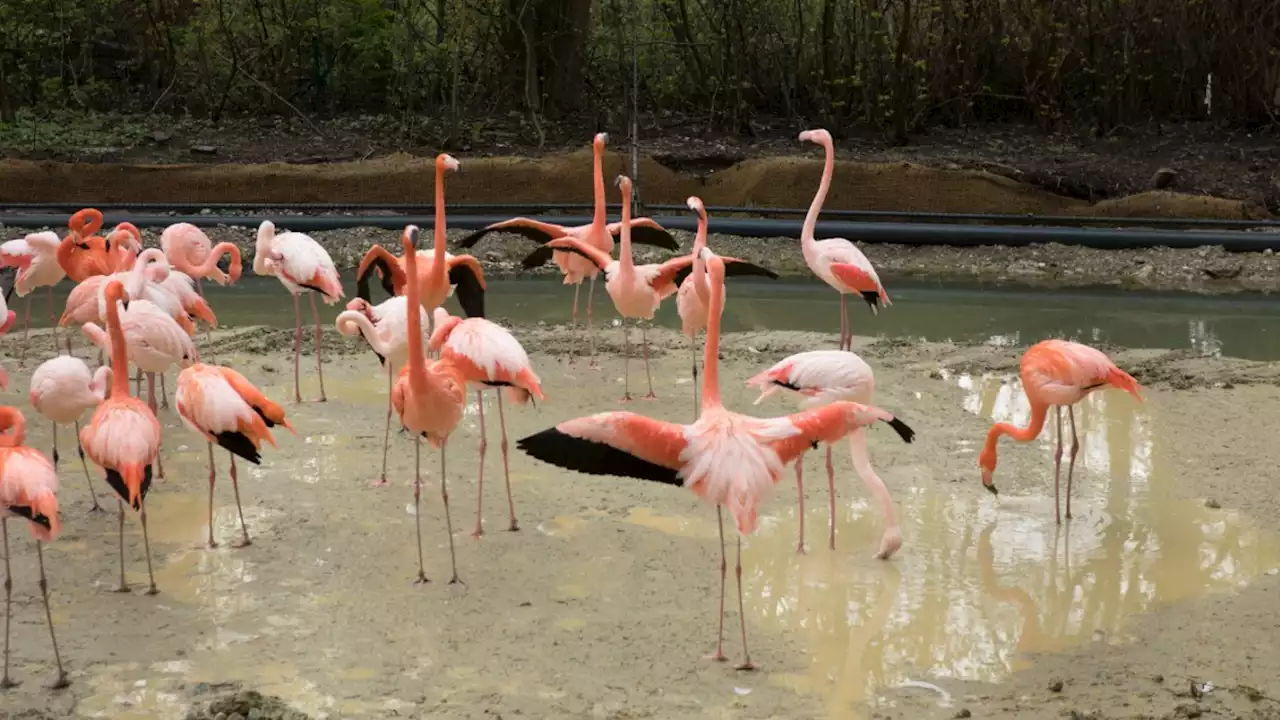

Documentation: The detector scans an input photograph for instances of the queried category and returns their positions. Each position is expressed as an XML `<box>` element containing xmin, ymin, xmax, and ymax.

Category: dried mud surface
<box><xmin>0</xmin><ymin>324</ymin><xmax>1278</xmax><ymax>719</ymax></box>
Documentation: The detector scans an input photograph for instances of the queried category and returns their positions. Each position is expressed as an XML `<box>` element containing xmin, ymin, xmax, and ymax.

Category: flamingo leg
<box><xmin>19</xmin><ymin>295</ymin><xmax>31</xmax><ymax>367</ymax></box>
<box><xmin>292</xmin><ymin>293</ymin><xmax>302</xmax><ymax>403</ymax></box>
<box><xmin>48</xmin><ymin>286</ymin><xmax>59</xmax><ymax>354</ymax></box>
<box><xmin>413</xmin><ymin>439</ymin><xmax>428</xmax><ymax>584</ymax></box>
<box><xmin>705</xmin><ymin>506</ymin><xmax>728</xmax><ymax>662</ymax></box>
<box><xmin>1065</xmin><ymin>405</ymin><xmax>1080</xmax><ymax>520</ymax></box>
<box><xmin>310</xmin><ymin>293</ymin><xmax>327</xmax><ymax>402</ymax></box>
<box><xmin>440</xmin><ymin>441</ymin><xmax>463</xmax><ymax>585</ymax></box>
<box><xmin>198</xmin><ymin>278</ymin><xmax>215</xmax><ymax>363</ymax></box>
<box><xmin>114</xmin><ymin>499</ymin><xmax>129</xmax><ymax>593</ymax></box>
<box><xmin>840</xmin><ymin>294</ymin><xmax>850</xmax><ymax>350</ymax></box>
<box><xmin>134</xmin><ymin>367</ymin><xmax>142</xmax><ymax>397</ymax></box>
<box><xmin>229</xmin><ymin>454</ymin><xmax>251</xmax><ymax>547</ymax></box>
<box><xmin>586</xmin><ymin>275</ymin><xmax>598</xmax><ymax>368</ymax></box>
<box><xmin>472</xmin><ymin>390</ymin><xmax>487</xmax><ymax>538</ymax></box>
<box><xmin>160</xmin><ymin>373</ymin><xmax>169</xmax><ymax>410</ymax></box>
<box><xmin>74</xmin><ymin>421</ymin><xmax>102</xmax><ymax>512</ymax></box>
<box><xmin>497</xmin><ymin>391</ymin><xmax>518</xmax><ymax>532</ymax></box>
<box><xmin>733</xmin><ymin>534</ymin><xmax>755</xmax><ymax>671</ymax></box>
<box><xmin>139</xmin><ymin>499</ymin><xmax>158</xmax><ymax>595</ymax></box>
<box><xmin>35</xmin><ymin>541</ymin><xmax>68</xmax><ymax>689</ymax></box>
<box><xmin>147</xmin><ymin>374</ymin><xmax>165</xmax><ymax>480</ymax></box>
<box><xmin>826</xmin><ymin>444</ymin><xmax>837</xmax><ymax>551</ymax></box>
<box><xmin>1</xmin><ymin>518</ymin><xmax>15</xmax><ymax>689</ymax></box>
<box><xmin>206</xmin><ymin>442</ymin><xmax>219</xmax><ymax>548</ymax></box>
<box><xmin>641</xmin><ymin>323</ymin><xmax>656</xmax><ymax>399</ymax></box>
<box><xmin>691</xmin><ymin>341</ymin><xmax>699</xmax><ymax>418</ymax></box>
<box><xmin>374</xmin><ymin>365</ymin><xmax>392</xmax><ymax>487</ymax></box>
<box><xmin>568</xmin><ymin>283</ymin><xmax>580</xmax><ymax>364</ymax></box>
<box><xmin>1052</xmin><ymin>406</ymin><xmax>1064</xmax><ymax>525</ymax></box>
<box><xmin>794</xmin><ymin>455</ymin><xmax>806</xmax><ymax>555</ymax></box>
<box><xmin>849</xmin><ymin>429</ymin><xmax>902</xmax><ymax>559</ymax></box>
<box><xmin>620</xmin><ymin>320</ymin><xmax>633</xmax><ymax>402</ymax></box>
<box><xmin>51</xmin><ymin>421</ymin><xmax>59</xmax><ymax>467</ymax></box>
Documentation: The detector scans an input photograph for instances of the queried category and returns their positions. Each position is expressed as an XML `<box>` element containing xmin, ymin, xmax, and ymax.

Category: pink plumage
<box><xmin>1</xmin><ymin>446</ymin><xmax>61</xmax><ymax>542</ymax></box>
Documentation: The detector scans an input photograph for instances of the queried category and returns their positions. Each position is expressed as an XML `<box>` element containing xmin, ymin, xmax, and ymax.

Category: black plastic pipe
<box><xmin>5</xmin><ymin>212</ymin><xmax>1279</xmax><ymax>251</ymax></box>
<box><xmin>3</xmin><ymin>202</ymin><xmax>1276</xmax><ymax>229</ymax></box>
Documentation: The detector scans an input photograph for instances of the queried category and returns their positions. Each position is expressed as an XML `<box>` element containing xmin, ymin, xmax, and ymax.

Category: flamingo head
<box><xmin>798</xmin><ymin>128</ymin><xmax>832</xmax><ymax>147</ymax></box>
<box><xmin>104</xmin><ymin>279</ymin><xmax>130</xmax><ymax>311</ymax></box>
<box><xmin>436</xmin><ymin>153</ymin><xmax>459</xmax><ymax>173</ymax></box>
<box><xmin>90</xmin><ymin>365</ymin><xmax>112</xmax><ymax>401</ymax></box>
<box><xmin>615</xmin><ymin>174</ymin><xmax>633</xmax><ymax>195</ymax></box>
<box><xmin>978</xmin><ymin>447</ymin><xmax>998</xmax><ymax>495</ymax></box>
<box><xmin>69</xmin><ymin>208</ymin><xmax>104</xmax><ymax>236</ymax></box>
<box><xmin>344</xmin><ymin>298</ymin><xmax>373</xmax><ymax>317</ymax></box>
<box><xmin>402</xmin><ymin>225</ymin><xmax>420</xmax><ymax>255</ymax></box>
<box><xmin>427</xmin><ymin>314</ymin><xmax>464</xmax><ymax>352</ymax></box>
<box><xmin>593</xmin><ymin>132</ymin><xmax>608</xmax><ymax>149</ymax></box>
<box><xmin>685</xmin><ymin>196</ymin><xmax>705</xmax><ymax>215</ymax></box>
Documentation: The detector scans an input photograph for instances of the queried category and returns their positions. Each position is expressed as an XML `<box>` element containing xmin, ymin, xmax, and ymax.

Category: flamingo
<box><xmin>161</xmin><ymin>223</ymin><xmax>243</xmax><ymax>360</ymax></box>
<box><xmin>253</xmin><ymin>220</ymin><xmax>344</xmax><ymax>403</ymax></box>
<box><xmin>80</xmin><ymin>280</ymin><xmax>162</xmax><ymax>594</ymax></box>
<box><xmin>516</xmin><ymin>249</ymin><xmax>916</xmax><ymax>669</ymax></box>
<box><xmin>1</xmin><ymin>231</ymin><xmax>67</xmax><ymax>364</ymax></box>
<box><xmin>334</xmin><ymin>295</ymin><xmax>432</xmax><ymax>486</ymax></box>
<box><xmin>0</xmin><ymin>406</ymin><xmax>68</xmax><ymax>689</ymax></box>
<box><xmin>29</xmin><ymin>355</ymin><xmax>112</xmax><ymax>511</ymax></box>
<box><xmin>393</xmin><ymin>224</ymin><xmax>467</xmax><ymax>585</ymax></box>
<box><xmin>454</xmin><ymin>133</ymin><xmax>680</xmax><ymax>365</ymax></box>
<box><xmin>427</xmin><ymin>309</ymin><xmax>545</xmax><ymax>537</ymax></box>
<box><xmin>524</xmin><ymin>175</ymin><xmax>776</xmax><ymax>401</ymax></box>
<box><xmin>104</xmin><ymin>221</ymin><xmax>144</xmax><ymax>273</ymax></box>
<box><xmin>57</xmin><ymin>209</ymin><xmax>118</xmax><ymax>282</ymax></box>
<box><xmin>797</xmin><ymin>129</ymin><xmax>892</xmax><ymax>351</ymax></box>
<box><xmin>979</xmin><ymin>339</ymin><xmax>1143</xmax><ymax>523</ymax></box>
<box><xmin>746</xmin><ymin>349</ymin><xmax>902</xmax><ymax>558</ymax></box>
<box><xmin>175</xmin><ymin>363</ymin><xmax>295</xmax><ymax>548</ymax></box>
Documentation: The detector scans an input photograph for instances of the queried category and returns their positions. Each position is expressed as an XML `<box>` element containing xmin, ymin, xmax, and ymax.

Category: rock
<box><xmin>1049</xmin><ymin>679</ymin><xmax>1064</xmax><ymax>693</ymax></box>
<box><xmin>954</xmin><ymin>710</ymin><xmax>972</xmax><ymax>718</ymax></box>
<box><xmin>151</xmin><ymin>130</ymin><xmax>173</xmax><ymax>144</ymax></box>
<box><xmin>1174</xmin><ymin>703</ymin><xmax>1203</xmax><ymax>718</ymax></box>
<box><xmin>191</xmin><ymin>145</ymin><xmax>219</xmax><ymax>155</ymax></box>
<box><xmin>1153</xmin><ymin>674</ymin><xmax>1165</xmax><ymax>683</ymax></box>
<box><xmin>1205</xmin><ymin>498</ymin><xmax>1221</xmax><ymax>509</ymax></box>
<box><xmin>1150</xmin><ymin>167</ymin><xmax>1178</xmax><ymax>189</ymax></box>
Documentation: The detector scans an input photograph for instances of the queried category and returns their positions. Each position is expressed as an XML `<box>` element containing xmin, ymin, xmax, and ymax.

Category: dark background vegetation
<box><xmin>1</xmin><ymin>0</ymin><xmax>1278</xmax><ymax>146</ymax></box>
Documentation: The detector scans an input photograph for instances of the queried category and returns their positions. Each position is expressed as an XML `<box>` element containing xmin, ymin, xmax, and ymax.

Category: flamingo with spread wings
<box><xmin>517</xmin><ymin>248</ymin><xmax>916</xmax><ymax>669</ymax></box>
<box><xmin>2</xmin><ymin>230</ymin><xmax>67</xmax><ymax>363</ymax></box>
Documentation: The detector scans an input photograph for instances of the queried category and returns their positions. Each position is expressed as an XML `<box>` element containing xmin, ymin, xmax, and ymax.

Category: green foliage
<box><xmin>0</xmin><ymin>110</ymin><xmax>151</xmax><ymax>152</ymax></box>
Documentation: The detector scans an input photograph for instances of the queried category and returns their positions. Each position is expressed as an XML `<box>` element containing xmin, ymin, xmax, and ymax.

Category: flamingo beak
<box><xmin>981</xmin><ymin>468</ymin><xmax>997</xmax><ymax>495</ymax></box>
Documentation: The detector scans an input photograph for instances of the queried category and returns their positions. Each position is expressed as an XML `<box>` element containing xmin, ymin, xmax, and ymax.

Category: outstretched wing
<box><xmin>607</xmin><ymin>218</ymin><xmax>680</xmax><ymax>251</ymax></box>
<box><xmin>674</xmin><ymin>257</ymin><xmax>780</xmax><ymax>288</ymax></box>
<box><xmin>516</xmin><ymin>411</ymin><xmax>687</xmax><ymax>487</ymax></box>
<box><xmin>521</xmin><ymin>238</ymin><xmax>611</xmax><ymax>272</ymax></box>
<box><xmin>768</xmin><ymin>401</ymin><xmax>915</xmax><ymax>465</ymax></box>
<box><xmin>455</xmin><ymin>218</ymin><xmax>568</xmax><ymax>249</ymax></box>
<box><xmin>447</xmin><ymin>257</ymin><xmax>487</xmax><ymax>319</ymax></box>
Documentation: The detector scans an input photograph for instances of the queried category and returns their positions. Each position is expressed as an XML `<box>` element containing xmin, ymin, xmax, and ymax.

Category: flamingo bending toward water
<box><xmin>1</xmin><ymin>231</ymin><xmax>66</xmax><ymax>364</ymax></box>
<box><xmin>525</xmin><ymin>176</ymin><xmax>775</xmax><ymax>401</ymax></box>
<box><xmin>393</xmin><ymin>225</ymin><xmax>467</xmax><ymax>585</ymax></box>
<box><xmin>979</xmin><ymin>339</ymin><xmax>1143</xmax><ymax>523</ymax></box>
<box><xmin>428</xmin><ymin>309</ymin><xmax>545</xmax><ymax>536</ymax></box>
<box><xmin>335</xmin><ymin>295</ymin><xmax>432</xmax><ymax>486</ymax></box>
<box><xmin>80</xmin><ymin>280</ymin><xmax>163</xmax><ymax>594</ymax></box>
<box><xmin>176</xmin><ymin>363</ymin><xmax>295</xmax><ymax>548</ymax></box>
<box><xmin>797</xmin><ymin>129</ymin><xmax>891</xmax><ymax>351</ymax></box>
<box><xmin>0</xmin><ymin>406</ymin><xmax>68</xmax><ymax>689</ymax></box>
<box><xmin>454</xmin><ymin>133</ymin><xmax>679</xmax><ymax>365</ymax></box>
<box><xmin>253</xmin><ymin>221</ymin><xmax>344</xmax><ymax>403</ymax></box>
<box><xmin>516</xmin><ymin>249</ymin><xmax>916</xmax><ymax>669</ymax></box>
<box><xmin>746</xmin><ymin>348</ymin><xmax>904</xmax><ymax>558</ymax></box>
<box><xmin>29</xmin><ymin>355</ymin><xmax>112</xmax><ymax>511</ymax></box>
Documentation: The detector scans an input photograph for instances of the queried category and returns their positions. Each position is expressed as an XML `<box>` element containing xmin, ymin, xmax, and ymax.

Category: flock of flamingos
<box><xmin>0</xmin><ymin>128</ymin><xmax>1144</xmax><ymax>688</ymax></box>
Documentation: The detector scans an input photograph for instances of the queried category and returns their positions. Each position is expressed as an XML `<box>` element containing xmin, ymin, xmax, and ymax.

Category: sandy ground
<box><xmin>0</xmin><ymin>324</ymin><xmax>1279</xmax><ymax>720</ymax></box>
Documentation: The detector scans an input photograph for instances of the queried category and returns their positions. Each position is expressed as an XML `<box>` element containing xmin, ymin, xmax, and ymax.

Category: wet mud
<box><xmin>1</xmin><ymin>324</ymin><xmax>1279</xmax><ymax>719</ymax></box>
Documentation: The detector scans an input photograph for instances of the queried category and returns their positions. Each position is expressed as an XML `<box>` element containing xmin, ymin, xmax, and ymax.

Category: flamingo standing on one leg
<box><xmin>0</xmin><ymin>406</ymin><xmax>68</xmax><ymax>689</ymax></box>
<box><xmin>175</xmin><ymin>363</ymin><xmax>295</xmax><ymax>548</ymax></box>
<box><xmin>979</xmin><ymin>339</ymin><xmax>1143</xmax><ymax>523</ymax></box>
<box><xmin>394</xmin><ymin>225</ymin><xmax>467</xmax><ymax>585</ymax></box>
<box><xmin>29</xmin><ymin>355</ymin><xmax>111</xmax><ymax>511</ymax></box>
<box><xmin>525</xmin><ymin>176</ymin><xmax>776</xmax><ymax>401</ymax></box>
<box><xmin>517</xmin><ymin>249</ymin><xmax>916</xmax><ymax>669</ymax></box>
<box><xmin>1</xmin><ymin>231</ymin><xmax>67</xmax><ymax>364</ymax></box>
<box><xmin>253</xmin><ymin>221</ymin><xmax>344</xmax><ymax>403</ymax></box>
<box><xmin>335</xmin><ymin>296</ymin><xmax>431</xmax><ymax>486</ymax></box>
<box><xmin>454</xmin><ymin>133</ymin><xmax>679</xmax><ymax>365</ymax></box>
<box><xmin>746</xmin><ymin>349</ymin><xmax>903</xmax><ymax>558</ymax></box>
<box><xmin>80</xmin><ymin>280</ymin><xmax>162</xmax><ymax>594</ymax></box>
<box><xmin>797</xmin><ymin>129</ymin><xmax>891</xmax><ymax>351</ymax></box>
<box><xmin>428</xmin><ymin>310</ymin><xmax>545</xmax><ymax>537</ymax></box>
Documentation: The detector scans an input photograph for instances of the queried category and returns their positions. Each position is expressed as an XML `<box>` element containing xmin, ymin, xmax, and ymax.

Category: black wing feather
<box><xmin>105</xmin><ymin>464</ymin><xmax>154</xmax><ymax>510</ymax></box>
<box><xmin>457</xmin><ymin>222</ymin><xmax>558</xmax><ymax>249</ymax></box>
<box><xmin>355</xmin><ymin>255</ymin><xmax>398</xmax><ymax>303</ymax></box>
<box><xmin>619</xmin><ymin>224</ymin><xmax>680</xmax><ymax>251</ymax></box>
<box><xmin>8</xmin><ymin>504</ymin><xmax>52</xmax><ymax>530</ymax></box>
<box><xmin>675</xmin><ymin>259</ymin><xmax>781</xmax><ymax>288</ymax></box>
<box><xmin>215</xmin><ymin>431</ymin><xmax>264</xmax><ymax>464</ymax></box>
<box><xmin>516</xmin><ymin>428</ymin><xmax>682</xmax><ymax>487</ymax></box>
<box><xmin>448</xmin><ymin>264</ymin><xmax>486</xmax><ymax>318</ymax></box>
<box><xmin>884</xmin><ymin>417</ymin><xmax>916</xmax><ymax>443</ymax></box>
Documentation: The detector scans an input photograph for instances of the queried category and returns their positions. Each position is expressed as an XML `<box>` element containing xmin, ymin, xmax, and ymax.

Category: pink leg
<box><xmin>794</xmin><ymin>455</ymin><xmax>806</xmax><ymax>555</ymax></box>
<box><xmin>310</xmin><ymin>293</ymin><xmax>327</xmax><ymax>402</ymax></box>
<box><xmin>19</xmin><ymin>295</ymin><xmax>31</xmax><ymax>367</ymax></box>
<box><xmin>840</xmin><ymin>294</ymin><xmax>850</xmax><ymax>350</ymax></box>
<box><xmin>207</xmin><ymin>442</ymin><xmax>219</xmax><ymax>548</ymax></box>
<box><xmin>568</xmin><ymin>284</ymin><xmax>580</xmax><ymax>365</ymax></box>
<box><xmin>497</xmin><ymin>391</ymin><xmax>518</xmax><ymax>531</ymax></box>
<box><xmin>826</xmin><ymin>444</ymin><xmax>837</xmax><ymax>551</ymax></box>
<box><xmin>848</xmin><ymin>430</ymin><xmax>901</xmax><ymax>559</ymax></box>
<box><xmin>292</xmin><ymin>294</ymin><xmax>302</xmax><ymax>403</ymax></box>
<box><xmin>140</xmin><ymin>498</ymin><xmax>158</xmax><ymax>594</ymax></box>
<box><xmin>586</xmin><ymin>275</ymin><xmax>599</xmax><ymax>369</ymax></box>
<box><xmin>1</xmin><ymin>517</ymin><xmax>15</xmax><ymax>688</ymax></box>
<box><xmin>74</xmin><ymin>420</ymin><xmax>102</xmax><ymax>512</ymax></box>
<box><xmin>134</xmin><ymin>367</ymin><xmax>143</xmax><ymax>397</ymax></box>
<box><xmin>705</xmin><ymin>506</ymin><xmax>728</xmax><ymax>662</ymax></box>
<box><xmin>229</xmin><ymin>455</ymin><xmax>251</xmax><ymax>547</ymax></box>
<box><xmin>48</xmin><ymin>286</ymin><xmax>59</xmax><ymax>355</ymax></box>
<box><xmin>691</xmin><ymin>343</ymin><xmax>700</xmax><ymax>419</ymax></box>
<box><xmin>1052</xmin><ymin>406</ymin><xmax>1063</xmax><ymax>525</ymax></box>
<box><xmin>440</xmin><ymin>441</ymin><xmax>463</xmax><ymax>585</ymax></box>
<box><xmin>472</xmin><ymin>390</ymin><xmax>488</xmax><ymax>538</ymax></box>
<box><xmin>147</xmin><ymin>374</ymin><xmax>165</xmax><ymax>480</ymax></box>
<box><xmin>620</xmin><ymin>321</ymin><xmax>633</xmax><ymax>402</ymax></box>
<box><xmin>1065</xmin><ymin>405</ymin><xmax>1080</xmax><ymax>520</ymax></box>
<box><xmin>734</xmin><ymin>534</ymin><xmax>755</xmax><ymax>671</ymax></box>
<box><xmin>114</xmin><ymin>500</ymin><xmax>129</xmax><ymax>593</ymax></box>
<box><xmin>413</xmin><ymin>440</ymin><xmax>428</xmax><ymax>584</ymax></box>
<box><xmin>160</xmin><ymin>373</ymin><xmax>169</xmax><ymax>410</ymax></box>
<box><xmin>374</xmin><ymin>366</ymin><xmax>392</xmax><ymax>487</ymax></box>
<box><xmin>34</xmin><ymin>541</ymin><xmax>67</xmax><ymax>688</ymax></box>
<box><xmin>641</xmin><ymin>323</ymin><xmax>656</xmax><ymax>399</ymax></box>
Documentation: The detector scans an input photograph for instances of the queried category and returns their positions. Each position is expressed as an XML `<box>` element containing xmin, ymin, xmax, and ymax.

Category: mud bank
<box><xmin>1</xmin><ymin>324</ymin><xmax>1279</xmax><ymax>719</ymax></box>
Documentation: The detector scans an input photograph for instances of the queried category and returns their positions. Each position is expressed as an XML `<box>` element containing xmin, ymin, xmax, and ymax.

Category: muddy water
<box><xmin>2</xmin><ymin>327</ymin><xmax>1280</xmax><ymax>719</ymax></box>
<box><xmin>15</xmin><ymin>277</ymin><xmax>1280</xmax><ymax>360</ymax></box>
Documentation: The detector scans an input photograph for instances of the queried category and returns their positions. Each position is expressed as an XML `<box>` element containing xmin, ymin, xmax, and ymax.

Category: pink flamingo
<box><xmin>80</xmin><ymin>280</ymin><xmax>163</xmax><ymax>594</ymax></box>
<box><xmin>1</xmin><ymin>230</ymin><xmax>67</xmax><ymax>364</ymax></box>
<box><xmin>175</xmin><ymin>363</ymin><xmax>295</xmax><ymax>548</ymax></box>
<box><xmin>979</xmin><ymin>339</ymin><xmax>1143</xmax><ymax>523</ymax></box>
<box><xmin>428</xmin><ymin>309</ymin><xmax>546</xmax><ymax>537</ymax></box>
<box><xmin>746</xmin><ymin>349</ymin><xmax>903</xmax><ymax>558</ymax></box>
<box><xmin>454</xmin><ymin>133</ymin><xmax>679</xmax><ymax>364</ymax></box>
<box><xmin>29</xmin><ymin>355</ymin><xmax>112</xmax><ymax>511</ymax></box>
<box><xmin>798</xmin><ymin>128</ymin><xmax>891</xmax><ymax>351</ymax></box>
<box><xmin>161</xmin><ymin>223</ymin><xmax>243</xmax><ymax>358</ymax></box>
<box><xmin>517</xmin><ymin>249</ymin><xmax>916</xmax><ymax>669</ymax></box>
<box><xmin>254</xmin><ymin>220</ymin><xmax>344</xmax><ymax>403</ymax></box>
<box><xmin>526</xmin><ymin>176</ymin><xmax>775</xmax><ymax>401</ymax></box>
<box><xmin>393</xmin><ymin>225</ymin><xmax>467</xmax><ymax>585</ymax></box>
<box><xmin>335</xmin><ymin>295</ymin><xmax>432</xmax><ymax>486</ymax></box>
<box><xmin>0</xmin><ymin>406</ymin><xmax>68</xmax><ymax>689</ymax></box>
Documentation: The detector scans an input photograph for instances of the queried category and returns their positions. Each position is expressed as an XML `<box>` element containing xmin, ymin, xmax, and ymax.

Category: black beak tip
<box><xmin>408</xmin><ymin>227</ymin><xmax>420</xmax><ymax>247</ymax></box>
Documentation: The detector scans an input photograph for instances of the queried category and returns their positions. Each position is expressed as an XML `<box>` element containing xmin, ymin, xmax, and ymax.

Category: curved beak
<box><xmin>981</xmin><ymin>468</ymin><xmax>997</xmax><ymax>495</ymax></box>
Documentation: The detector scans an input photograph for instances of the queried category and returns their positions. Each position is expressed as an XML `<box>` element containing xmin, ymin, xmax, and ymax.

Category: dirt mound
<box><xmin>1</xmin><ymin>151</ymin><xmax>1270</xmax><ymax>220</ymax></box>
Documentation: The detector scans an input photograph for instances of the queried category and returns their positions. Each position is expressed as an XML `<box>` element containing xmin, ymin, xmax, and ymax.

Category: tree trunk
<box><xmin>501</xmin><ymin>0</ymin><xmax>592</xmax><ymax>117</ymax></box>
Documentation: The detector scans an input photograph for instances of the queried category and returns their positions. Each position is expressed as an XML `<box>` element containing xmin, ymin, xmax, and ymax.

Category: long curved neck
<box><xmin>403</xmin><ymin>240</ymin><xmax>428</xmax><ymax>385</ymax></box>
<box><xmin>592</xmin><ymin>144</ymin><xmax>606</xmax><ymax>227</ymax></box>
<box><xmin>701</xmin><ymin>259</ymin><xmax>726</xmax><ymax>409</ymax></box>
<box><xmin>982</xmin><ymin>401</ymin><xmax>1049</xmax><ymax>459</ymax></box>
<box><xmin>432</xmin><ymin>167</ymin><xmax>448</xmax><ymax>283</ymax></box>
<box><xmin>0</xmin><ymin>408</ymin><xmax>25</xmax><ymax>447</ymax></box>
<box><xmin>92</xmin><ymin>366</ymin><xmax>112</xmax><ymax>401</ymax></box>
<box><xmin>618</xmin><ymin>187</ymin><xmax>634</xmax><ymax>273</ymax></box>
<box><xmin>339</xmin><ymin>311</ymin><xmax>392</xmax><ymax>356</ymax></box>
<box><xmin>105</xmin><ymin>297</ymin><xmax>131</xmax><ymax>397</ymax></box>
<box><xmin>254</xmin><ymin>224</ymin><xmax>275</xmax><ymax>275</ymax></box>
<box><xmin>199</xmin><ymin>242</ymin><xmax>242</xmax><ymax>276</ymax></box>
<box><xmin>692</xmin><ymin>212</ymin><xmax>709</xmax><ymax>303</ymax></box>
<box><xmin>802</xmin><ymin>140</ymin><xmax>834</xmax><ymax>252</ymax></box>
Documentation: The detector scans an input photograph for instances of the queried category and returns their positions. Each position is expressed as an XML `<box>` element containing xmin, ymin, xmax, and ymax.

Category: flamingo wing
<box><xmin>521</xmin><ymin>238</ymin><xmax>610</xmax><ymax>272</ymax></box>
<box><xmin>672</xmin><ymin>256</ymin><xmax>780</xmax><ymax>289</ymax></box>
<box><xmin>0</xmin><ymin>447</ymin><xmax>61</xmax><ymax>540</ymax></box>
<box><xmin>746</xmin><ymin>349</ymin><xmax>875</xmax><ymax>406</ymax></box>
<box><xmin>606</xmin><ymin>218</ymin><xmax>680</xmax><ymax>250</ymax></box>
<box><xmin>446</xmin><ymin>256</ymin><xmax>487</xmax><ymax>319</ymax></box>
<box><xmin>355</xmin><ymin>245</ymin><xmax>405</xmax><ymax>302</ymax></box>
<box><xmin>517</xmin><ymin>412</ymin><xmax>688</xmax><ymax>487</ymax></box>
<box><xmin>768</xmin><ymin>401</ymin><xmax>915</xmax><ymax>466</ymax></box>
<box><xmin>455</xmin><ymin>218</ymin><xmax>569</xmax><ymax>249</ymax></box>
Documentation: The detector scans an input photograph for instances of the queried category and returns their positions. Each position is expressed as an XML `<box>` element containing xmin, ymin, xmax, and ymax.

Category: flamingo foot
<box><xmin>643</xmin><ymin>392</ymin><xmax>657</xmax><ymax>400</ymax></box>
<box><xmin>208</xmin><ymin>539</ymin><xmax>219</xmax><ymax>549</ymax></box>
<box><xmin>233</xmin><ymin>538</ymin><xmax>252</xmax><ymax>549</ymax></box>
<box><xmin>620</xmin><ymin>393</ymin><xmax>633</xmax><ymax>403</ymax></box>
<box><xmin>704</xmin><ymin>650</ymin><xmax>728</xmax><ymax>662</ymax></box>
<box><xmin>113</xmin><ymin>584</ymin><xmax>130</xmax><ymax>594</ymax></box>
<box><xmin>735</xmin><ymin>660</ymin><xmax>758</xmax><ymax>672</ymax></box>
<box><xmin>46</xmin><ymin>671</ymin><xmax>69</xmax><ymax>690</ymax></box>
<box><xmin>449</xmin><ymin>573</ymin><xmax>465</xmax><ymax>586</ymax></box>
<box><xmin>0</xmin><ymin>677</ymin><xmax>19</xmax><ymax>690</ymax></box>
<box><xmin>414</xmin><ymin>572</ymin><xmax>429</xmax><ymax>585</ymax></box>
<box><xmin>875</xmin><ymin>529</ymin><xmax>903</xmax><ymax>560</ymax></box>
<box><xmin>796</xmin><ymin>542</ymin><xmax>806</xmax><ymax>556</ymax></box>
<box><xmin>470</xmin><ymin>529</ymin><xmax>484</xmax><ymax>540</ymax></box>
<box><xmin>508</xmin><ymin>521</ymin><xmax>520</xmax><ymax>532</ymax></box>
<box><xmin>370</xmin><ymin>478</ymin><xmax>389</xmax><ymax>488</ymax></box>
<box><xmin>88</xmin><ymin>503</ymin><xmax>104</xmax><ymax>513</ymax></box>
<box><xmin>146</xmin><ymin>584</ymin><xmax>158</xmax><ymax>596</ymax></box>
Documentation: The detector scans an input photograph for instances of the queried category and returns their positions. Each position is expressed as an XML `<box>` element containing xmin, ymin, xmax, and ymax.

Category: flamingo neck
<box><xmin>91</xmin><ymin>366</ymin><xmax>112</xmax><ymax>401</ymax></box>
<box><xmin>981</xmin><ymin>401</ymin><xmax>1049</xmax><ymax>467</ymax></box>
<box><xmin>403</xmin><ymin>241</ymin><xmax>428</xmax><ymax>384</ymax></box>
<box><xmin>105</xmin><ymin>297</ymin><xmax>131</xmax><ymax>398</ymax></box>
<box><xmin>432</xmin><ymin>166</ymin><xmax>448</xmax><ymax>282</ymax></box>
<box><xmin>691</xmin><ymin>211</ymin><xmax>709</xmax><ymax>303</ymax></box>
<box><xmin>253</xmin><ymin>223</ymin><xmax>275</xmax><ymax>275</ymax></box>
<box><xmin>701</xmin><ymin>259</ymin><xmax>726</xmax><ymax>408</ymax></box>
<box><xmin>802</xmin><ymin>139</ymin><xmax>834</xmax><ymax>256</ymax></box>
<box><xmin>591</xmin><ymin>143</ymin><xmax>606</xmax><ymax>228</ymax></box>
<box><xmin>340</xmin><ymin>311</ymin><xmax>391</xmax><ymax>356</ymax></box>
<box><xmin>0</xmin><ymin>407</ymin><xmax>25</xmax><ymax>447</ymax></box>
<box><xmin>198</xmin><ymin>243</ymin><xmax>242</xmax><ymax>279</ymax></box>
<box><xmin>619</xmin><ymin>188</ymin><xmax>634</xmax><ymax>273</ymax></box>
